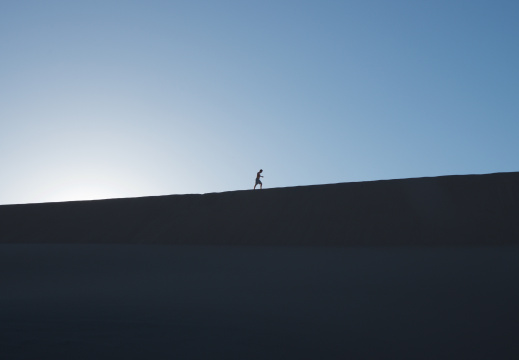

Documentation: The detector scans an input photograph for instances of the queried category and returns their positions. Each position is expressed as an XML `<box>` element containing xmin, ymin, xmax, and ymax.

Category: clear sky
<box><xmin>1</xmin><ymin>0</ymin><xmax>518</xmax><ymax>204</ymax></box>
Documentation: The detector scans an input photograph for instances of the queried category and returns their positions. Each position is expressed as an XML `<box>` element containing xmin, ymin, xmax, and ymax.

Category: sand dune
<box><xmin>1</xmin><ymin>172</ymin><xmax>519</xmax><ymax>246</ymax></box>
<box><xmin>2</xmin><ymin>244</ymin><xmax>518</xmax><ymax>359</ymax></box>
<box><xmin>2</xmin><ymin>173</ymin><xmax>519</xmax><ymax>359</ymax></box>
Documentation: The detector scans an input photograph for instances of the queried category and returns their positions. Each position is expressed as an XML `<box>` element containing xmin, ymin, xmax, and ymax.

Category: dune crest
<box><xmin>1</xmin><ymin>172</ymin><xmax>518</xmax><ymax>246</ymax></box>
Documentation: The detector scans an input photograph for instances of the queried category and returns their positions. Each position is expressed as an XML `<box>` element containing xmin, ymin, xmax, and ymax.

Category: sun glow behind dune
<box><xmin>21</xmin><ymin>161</ymin><xmax>155</xmax><ymax>204</ymax></box>
<box><xmin>48</xmin><ymin>184</ymin><xmax>119</xmax><ymax>203</ymax></box>
<box><xmin>40</xmin><ymin>169</ymin><xmax>136</xmax><ymax>203</ymax></box>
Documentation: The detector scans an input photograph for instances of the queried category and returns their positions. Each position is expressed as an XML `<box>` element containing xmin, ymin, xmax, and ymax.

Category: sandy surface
<box><xmin>2</xmin><ymin>244</ymin><xmax>518</xmax><ymax>359</ymax></box>
<box><xmin>2</xmin><ymin>172</ymin><xmax>519</xmax><ymax>358</ymax></box>
<box><xmin>1</xmin><ymin>172</ymin><xmax>519</xmax><ymax>246</ymax></box>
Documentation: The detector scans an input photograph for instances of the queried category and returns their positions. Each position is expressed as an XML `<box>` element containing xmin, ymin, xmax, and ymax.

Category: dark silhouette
<box><xmin>254</xmin><ymin>169</ymin><xmax>263</xmax><ymax>189</ymax></box>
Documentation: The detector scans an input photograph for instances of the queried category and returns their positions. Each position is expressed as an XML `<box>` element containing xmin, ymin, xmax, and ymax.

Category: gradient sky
<box><xmin>1</xmin><ymin>0</ymin><xmax>518</xmax><ymax>204</ymax></box>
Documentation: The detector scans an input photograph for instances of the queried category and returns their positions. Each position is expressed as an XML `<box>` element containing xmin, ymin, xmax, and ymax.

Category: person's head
<box><xmin>259</xmin><ymin>169</ymin><xmax>263</xmax><ymax>173</ymax></box>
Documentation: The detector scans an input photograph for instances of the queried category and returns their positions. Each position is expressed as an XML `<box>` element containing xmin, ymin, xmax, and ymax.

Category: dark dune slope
<box><xmin>1</xmin><ymin>172</ymin><xmax>519</xmax><ymax>246</ymax></box>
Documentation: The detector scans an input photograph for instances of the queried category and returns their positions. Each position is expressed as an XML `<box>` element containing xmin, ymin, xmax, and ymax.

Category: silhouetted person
<box><xmin>254</xmin><ymin>169</ymin><xmax>263</xmax><ymax>189</ymax></box>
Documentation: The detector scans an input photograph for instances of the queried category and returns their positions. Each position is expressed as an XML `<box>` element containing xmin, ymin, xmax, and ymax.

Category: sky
<box><xmin>1</xmin><ymin>0</ymin><xmax>518</xmax><ymax>205</ymax></box>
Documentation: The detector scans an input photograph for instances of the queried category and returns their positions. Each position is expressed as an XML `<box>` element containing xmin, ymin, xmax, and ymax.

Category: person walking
<box><xmin>254</xmin><ymin>169</ymin><xmax>263</xmax><ymax>189</ymax></box>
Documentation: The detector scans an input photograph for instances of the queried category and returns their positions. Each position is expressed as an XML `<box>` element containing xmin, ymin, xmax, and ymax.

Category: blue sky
<box><xmin>1</xmin><ymin>0</ymin><xmax>518</xmax><ymax>204</ymax></box>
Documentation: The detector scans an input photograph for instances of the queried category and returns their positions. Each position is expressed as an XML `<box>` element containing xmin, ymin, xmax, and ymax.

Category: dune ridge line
<box><xmin>1</xmin><ymin>172</ymin><xmax>518</xmax><ymax>246</ymax></box>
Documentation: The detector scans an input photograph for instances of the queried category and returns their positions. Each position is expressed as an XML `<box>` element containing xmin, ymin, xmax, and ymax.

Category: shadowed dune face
<box><xmin>1</xmin><ymin>172</ymin><xmax>519</xmax><ymax>246</ymax></box>
<box><xmin>1</xmin><ymin>173</ymin><xmax>519</xmax><ymax>358</ymax></box>
<box><xmin>1</xmin><ymin>245</ymin><xmax>519</xmax><ymax>359</ymax></box>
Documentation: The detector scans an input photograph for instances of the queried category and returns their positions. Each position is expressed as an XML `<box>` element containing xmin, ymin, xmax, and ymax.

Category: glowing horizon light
<box><xmin>34</xmin><ymin>168</ymin><xmax>151</xmax><ymax>204</ymax></box>
<box><xmin>46</xmin><ymin>184</ymin><xmax>121</xmax><ymax>203</ymax></box>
